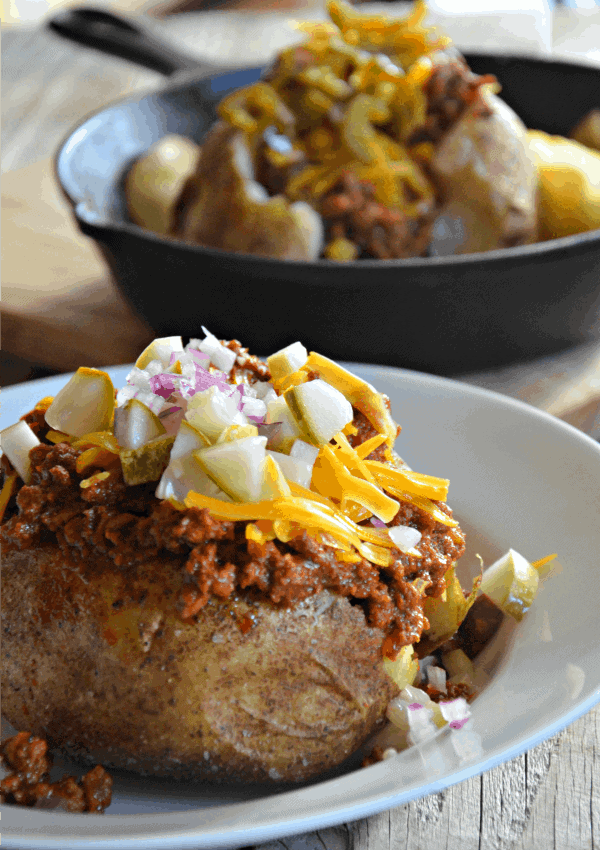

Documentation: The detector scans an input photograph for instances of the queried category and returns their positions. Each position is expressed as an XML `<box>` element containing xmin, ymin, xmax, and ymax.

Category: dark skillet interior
<box><xmin>56</xmin><ymin>55</ymin><xmax>600</xmax><ymax>374</ymax></box>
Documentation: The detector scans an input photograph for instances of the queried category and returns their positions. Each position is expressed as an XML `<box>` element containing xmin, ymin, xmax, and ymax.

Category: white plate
<box><xmin>2</xmin><ymin>363</ymin><xmax>600</xmax><ymax>850</ymax></box>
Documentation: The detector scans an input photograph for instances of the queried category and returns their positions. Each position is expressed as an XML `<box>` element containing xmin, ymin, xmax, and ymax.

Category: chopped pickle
<box><xmin>267</xmin><ymin>341</ymin><xmax>308</xmax><ymax>382</ymax></box>
<box><xmin>479</xmin><ymin>548</ymin><xmax>539</xmax><ymax>621</ymax></box>
<box><xmin>304</xmin><ymin>352</ymin><xmax>397</xmax><ymax>446</ymax></box>
<box><xmin>417</xmin><ymin>565</ymin><xmax>481</xmax><ymax>657</ymax></box>
<box><xmin>0</xmin><ymin>421</ymin><xmax>40</xmax><ymax>484</ymax></box>
<box><xmin>216</xmin><ymin>423</ymin><xmax>259</xmax><ymax>444</ymax></box>
<box><xmin>194</xmin><ymin>436</ymin><xmax>268</xmax><ymax>503</ymax></box>
<box><xmin>285</xmin><ymin>379</ymin><xmax>353</xmax><ymax>446</ymax></box>
<box><xmin>114</xmin><ymin>398</ymin><xmax>166</xmax><ymax>451</ymax></box>
<box><xmin>45</xmin><ymin>368</ymin><xmax>115</xmax><ymax>438</ymax></box>
<box><xmin>135</xmin><ymin>336</ymin><xmax>184</xmax><ymax>370</ymax></box>
<box><xmin>456</xmin><ymin>594</ymin><xmax>504</xmax><ymax>659</ymax></box>
<box><xmin>119</xmin><ymin>435</ymin><xmax>175</xmax><ymax>486</ymax></box>
<box><xmin>383</xmin><ymin>644</ymin><xmax>419</xmax><ymax>688</ymax></box>
<box><xmin>170</xmin><ymin>420</ymin><xmax>211</xmax><ymax>459</ymax></box>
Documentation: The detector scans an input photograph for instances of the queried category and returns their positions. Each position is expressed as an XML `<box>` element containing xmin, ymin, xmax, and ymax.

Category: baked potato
<box><xmin>1</xmin><ymin>334</ymin><xmax>468</xmax><ymax>783</ymax></box>
<box><xmin>2</xmin><ymin>544</ymin><xmax>394</xmax><ymax>782</ymax></box>
<box><xmin>428</xmin><ymin>86</ymin><xmax>538</xmax><ymax>255</ymax></box>
<box><xmin>125</xmin><ymin>0</ymin><xmax>543</xmax><ymax>262</ymax></box>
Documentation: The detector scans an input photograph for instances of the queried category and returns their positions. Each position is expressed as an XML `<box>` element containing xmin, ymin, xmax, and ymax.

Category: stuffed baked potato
<box><xmin>126</xmin><ymin>0</ymin><xmax>544</xmax><ymax>261</ymax></box>
<box><xmin>1</xmin><ymin>334</ymin><xmax>470</xmax><ymax>782</ymax></box>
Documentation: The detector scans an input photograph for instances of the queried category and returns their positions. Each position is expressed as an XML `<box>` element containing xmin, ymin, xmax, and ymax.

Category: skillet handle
<box><xmin>47</xmin><ymin>7</ymin><xmax>203</xmax><ymax>76</ymax></box>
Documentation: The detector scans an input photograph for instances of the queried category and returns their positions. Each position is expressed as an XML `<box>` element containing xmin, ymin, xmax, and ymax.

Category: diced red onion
<box><xmin>149</xmin><ymin>374</ymin><xmax>178</xmax><ymax>399</ymax></box>
<box><xmin>188</xmin><ymin>347</ymin><xmax>211</xmax><ymax>364</ymax></box>
<box><xmin>192</xmin><ymin>366</ymin><xmax>230</xmax><ymax>395</ymax></box>
<box><xmin>253</xmin><ymin>381</ymin><xmax>274</xmax><ymax>400</ymax></box>
<box><xmin>408</xmin><ymin>702</ymin><xmax>423</xmax><ymax>711</ymax></box>
<box><xmin>439</xmin><ymin>698</ymin><xmax>471</xmax><ymax>730</ymax></box>
<box><xmin>242</xmin><ymin>397</ymin><xmax>267</xmax><ymax>424</ymax></box>
<box><xmin>406</xmin><ymin>704</ymin><xmax>438</xmax><ymax>746</ymax></box>
<box><xmin>370</xmin><ymin>516</ymin><xmax>387</xmax><ymax>529</ymax></box>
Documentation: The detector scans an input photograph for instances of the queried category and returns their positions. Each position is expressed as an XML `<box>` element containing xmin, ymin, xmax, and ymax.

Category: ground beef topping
<box><xmin>0</xmin><ymin>732</ymin><xmax>112</xmax><ymax>813</ymax></box>
<box><xmin>409</xmin><ymin>48</ymin><xmax>497</xmax><ymax>147</ymax></box>
<box><xmin>320</xmin><ymin>171</ymin><xmax>434</xmax><ymax>260</ymax></box>
<box><xmin>1</xmin><ymin>405</ymin><xmax>465</xmax><ymax>651</ymax></box>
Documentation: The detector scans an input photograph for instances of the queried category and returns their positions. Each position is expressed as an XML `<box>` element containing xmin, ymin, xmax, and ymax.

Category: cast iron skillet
<box><xmin>50</xmin><ymin>9</ymin><xmax>600</xmax><ymax>375</ymax></box>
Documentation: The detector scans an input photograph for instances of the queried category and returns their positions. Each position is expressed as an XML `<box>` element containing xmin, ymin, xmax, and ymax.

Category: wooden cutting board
<box><xmin>1</xmin><ymin>157</ymin><xmax>154</xmax><ymax>376</ymax></box>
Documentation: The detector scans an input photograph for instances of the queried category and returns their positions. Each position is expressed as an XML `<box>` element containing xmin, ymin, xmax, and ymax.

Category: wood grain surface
<box><xmin>1</xmin><ymin>16</ymin><xmax>599</xmax><ymax>850</ymax></box>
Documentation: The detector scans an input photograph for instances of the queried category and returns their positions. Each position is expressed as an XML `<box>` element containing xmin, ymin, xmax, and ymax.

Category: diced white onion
<box><xmin>289</xmin><ymin>439</ymin><xmax>320</xmax><ymax>466</ymax></box>
<box><xmin>241</xmin><ymin>397</ymin><xmax>267</xmax><ymax>422</ymax></box>
<box><xmin>389</xmin><ymin>525</ymin><xmax>422</xmax><ymax>553</ymax></box>
<box><xmin>427</xmin><ymin>666</ymin><xmax>447</xmax><ymax>694</ymax></box>
<box><xmin>133</xmin><ymin>390</ymin><xmax>166</xmax><ymax>415</ymax></box>
<box><xmin>267</xmin><ymin>450</ymin><xmax>313</xmax><ymax>489</ymax></box>
<box><xmin>116</xmin><ymin>385</ymin><xmax>137</xmax><ymax>407</ymax></box>
<box><xmin>189</xmin><ymin>327</ymin><xmax>237</xmax><ymax>374</ymax></box>
<box><xmin>252</xmin><ymin>381</ymin><xmax>275</xmax><ymax>400</ymax></box>
<box><xmin>125</xmin><ymin>366</ymin><xmax>153</xmax><ymax>392</ymax></box>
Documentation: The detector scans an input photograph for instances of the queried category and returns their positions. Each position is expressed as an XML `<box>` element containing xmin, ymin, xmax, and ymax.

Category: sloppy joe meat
<box><xmin>0</xmin><ymin>350</ymin><xmax>465</xmax><ymax>652</ymax></box>
<box><xmin>0</xmin><ymin>732</ymin><xmax>112</xmax><ymax>812</ymax></box>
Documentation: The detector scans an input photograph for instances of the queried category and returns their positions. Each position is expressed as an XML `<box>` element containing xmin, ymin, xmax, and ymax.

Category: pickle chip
<box><xmin>479</xmin><ymin>548</ymin><xmax>539</xmax><ymax>622</ymax></box>
<box><xmin>120</xmin><ymin>435</ymin><xmax>175</xmax><ymax>486</ymax></box>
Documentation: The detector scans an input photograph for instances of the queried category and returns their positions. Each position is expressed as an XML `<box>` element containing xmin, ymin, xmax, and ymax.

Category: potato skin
<box><xmin>429</xmin><ymin>88</ymin><xmax>539</xmax><ymax>254</ymax></box>
<box><xmin>1</xmin><ymin>544</ymin><xmax>397</xmax><ymax>783</ymax></box>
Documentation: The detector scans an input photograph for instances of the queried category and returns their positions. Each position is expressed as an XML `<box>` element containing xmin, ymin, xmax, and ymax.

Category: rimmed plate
<box><xmin>2</xmin><ymin>363</ymin><xmax>600</xmax><ymax>850</ymax></box>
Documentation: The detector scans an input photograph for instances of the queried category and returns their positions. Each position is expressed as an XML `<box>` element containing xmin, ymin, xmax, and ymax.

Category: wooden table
<box><xmin>2</xmin><ymin>5</ymin><xmax>600</xmax><ymax>848</ymax></box>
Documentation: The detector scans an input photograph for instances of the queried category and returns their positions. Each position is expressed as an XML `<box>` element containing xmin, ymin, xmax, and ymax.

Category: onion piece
<box><xmin>289</xmin><ymin>439</ymin><xmax>319</xmax><ymax>466</ymax></box>
<box><xmin>439</xmin><ymin>698</ymin><xmax>471</xmax><ymax>730</ymax></box>
<box><xmin>267</xmin><ymin>450</ymin><xmax>313</xmax><ymax>489</ymax></box>
<box><xmin>189</xmin><ymin>327</ymin><xmax>237</xmax><ymax>374</ymax></box>
<box><xmin>427</xmin><ymin>665</ymin><xmax>447</xmax><ymax>694</ymax></box>
<box><xmin>265</xmin><ymin>395</ymin><xmax>302</xmax><ymax>452</ymax></box>
<box><xmin>0</xmin><ymin>420</ymin><xmax>40</xmax><ymax>483</ymax></box>
<box><xmin>389</xmin><ymin>524</ymin><xmax>422</xmax><ymax>553</ymax></box>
